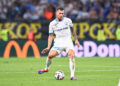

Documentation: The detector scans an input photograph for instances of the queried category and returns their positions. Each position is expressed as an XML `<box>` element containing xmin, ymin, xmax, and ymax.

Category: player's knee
<box><xmin>68</xmin><ymin>50</ymin><xmax>74</xmax><ymax>58</ymax></box>
<box><xmin>48</xmin><ymin>55</ymin><xmax>53</xmax><ymax>59</ymax></box>
<box><xmin>48</xmin><ymin>50</ymin><xmax>58</xmax><ymax>59</ymax></box>
<box><xmin>68</xmin><ymin>53</ymin><xmax>74</xmax><ymax>59</ymax></box>
<box><xmin>48</xmin><ymin>54</ymin><xmax>55</xmax><ymax>59</ymax></box>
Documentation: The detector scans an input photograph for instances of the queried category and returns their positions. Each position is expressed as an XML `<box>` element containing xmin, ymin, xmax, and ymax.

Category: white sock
<box><xmin>45</xmin><ymin>57</ymin><xmax>52</xmax><ymax>70</ymax></box>
<box><xmin>69</xmin><ymin>58</ymin><xmax>75</xmax><ymax>77</ymax></box>
<box><xmin>118</xmin><ymin>80</ymin><xmax>120</xmax><ymax>86</ymax></box>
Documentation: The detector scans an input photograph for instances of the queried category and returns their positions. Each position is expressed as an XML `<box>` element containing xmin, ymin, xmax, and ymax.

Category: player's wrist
<box><xmin>47</xmin><ymin>46</ymin><xmax>50</xmax><ymax>49</ymax></box>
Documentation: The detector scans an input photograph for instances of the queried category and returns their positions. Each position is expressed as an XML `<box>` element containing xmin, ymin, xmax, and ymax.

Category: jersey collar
<box><xmin>55</xmin><ymin>17</ymin><xmax>64</xmax><ymax>22</ymax></box>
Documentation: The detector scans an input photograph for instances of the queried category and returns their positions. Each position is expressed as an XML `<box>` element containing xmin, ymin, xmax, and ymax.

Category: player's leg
<box><xmin>45</xmin><ymin>50</ymin><xmax>58</xmax><ymax>70</ymax></box>
<box><xmin>67</xmin><ymin>49</ymin><xmax>77</xmax><ymax>80</ymax></box>
<box><xmin>38</xmin><ymin>50</ymin><xmax>58</xmax><ymax>74</ymax></box>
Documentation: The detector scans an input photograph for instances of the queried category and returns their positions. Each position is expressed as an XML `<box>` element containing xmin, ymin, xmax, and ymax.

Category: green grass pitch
<box><xmin>0</xmin><ymin>57</ymin><xmax>120</xmax><ymax>86</ymax></box>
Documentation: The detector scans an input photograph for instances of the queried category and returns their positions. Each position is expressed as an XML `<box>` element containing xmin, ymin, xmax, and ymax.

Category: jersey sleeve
<box><xmin>49</xmin><ymin>22</ymin><xmax>53</xmax><ymax>34</ymax></box>
<box><xmin>68</xmin><ymin>19</ymin><xmax>73</xmax><ymax>29</ymax></box>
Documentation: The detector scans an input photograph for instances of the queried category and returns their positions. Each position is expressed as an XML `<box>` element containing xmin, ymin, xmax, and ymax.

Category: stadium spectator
<box><xmin>64</xmin><ymin>1</ymin><xmax>73</xmax><ymax>16</ymax></box>
<box><xmin>27</xmin><ymin>27</ymin><xmax>36</xmax><ymax>41</ymax></box>
<box><xmin>116</xmin><ymin>25</ymin><xmax>120</xmax><ymax>40</ymax></box>
<box><xmin>0</xmin><ymin>5</ymin><xmax>7</xmax><ymax>19</ymax></box>
<box><xmin>31</xmin><ymin>11</ymin><xmax>39</xmax><ymax>20</ymax></box>
<box><xmin>0</xmin><ymin>0</ymin><xmax>120</xmax><ymax>20</ymax></box>
<box><xmin>90</xmin><ymin>7</ymin><xmax>98</xmax><ymax>19</ymax></box>
<box><xmin>107</xmin><ymin>7</ymin><xmax>119</xmax><ymax>19</ymax></box>
<box><xmin>48</xmin><ymin>0</ymin><xmax>58</xmax><ymax>8</ymax></box>
<box><xmin>68</xmin><ymin>6</ymin><xmax>79</xmax><ymax>20</ymax></box>
<box><xmin>23</xmin><ymin>9</ymin><xmax>32</xmax><ymax>19</ymax></box>
<box><xmin>77</xmin><ymin>5</ymin><xmax>89</xmax><ymax>19</ymax></box>
<box><xmin>1</xmin><ymin>25</ymin><xmax>9</xmax><ymax>41</ymax></box>
<box><xmin>44</xmin><ymin>4</ymin><xmax>54</xmax><ymax>20</ymax></box>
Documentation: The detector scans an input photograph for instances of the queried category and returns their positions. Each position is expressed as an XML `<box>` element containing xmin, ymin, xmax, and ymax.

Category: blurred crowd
<box><xmin>0</xmin><ymin>0</ymin><xmax>120</xmax><ymax>20</ymax></box>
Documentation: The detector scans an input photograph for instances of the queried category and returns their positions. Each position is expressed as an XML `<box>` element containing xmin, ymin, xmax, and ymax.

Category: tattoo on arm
<box><xmin>71</xmin><ymin>27</ymin><xmax>78</xmax><ymax>41</ymax></box>
<box><xmin>47</xmin><ymin>34</ymin><xmax>53</xmax><ymax>49</ymax></box>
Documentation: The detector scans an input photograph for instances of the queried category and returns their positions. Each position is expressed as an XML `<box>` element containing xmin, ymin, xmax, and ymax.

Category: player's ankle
<box><xmin>71</xmin><ymin>76</ymin><xmax>76</xmax><ymax>78</ymax></box>
<box><xmin>45</xmin><ymin>68</ymin><xmax>49</xmax><ymax>71</ymax></box>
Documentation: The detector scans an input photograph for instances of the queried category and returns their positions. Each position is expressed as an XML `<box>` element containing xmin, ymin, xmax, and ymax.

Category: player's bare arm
<box><xmin>41</xmin><ymin>34</ymin><xmax>53</xmax><ymax>54</ymax></box>
<box><xmin>71</xmin><ymin>28</ymin><xmax>80</xmax><ymax>47</ymax></box>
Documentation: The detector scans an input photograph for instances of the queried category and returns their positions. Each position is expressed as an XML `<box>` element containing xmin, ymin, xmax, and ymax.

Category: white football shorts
<box><xmin>50</xmin><ymin>39</ymin><xmax>74</xmax><ymax>54</ymax></box>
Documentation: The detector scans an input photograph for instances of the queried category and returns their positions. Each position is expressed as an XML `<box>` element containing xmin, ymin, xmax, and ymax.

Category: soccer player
<box><xmin>38</xmin><ymin>7</ymin><xmax>80</xmax><ymax>80</ymax></box>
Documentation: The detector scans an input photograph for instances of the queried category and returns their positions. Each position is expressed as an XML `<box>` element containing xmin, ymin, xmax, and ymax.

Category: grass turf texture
<box><xmin>0</xmin><ymin>57</ymin><xmax>120</xmax><ymax>86</ymax></box>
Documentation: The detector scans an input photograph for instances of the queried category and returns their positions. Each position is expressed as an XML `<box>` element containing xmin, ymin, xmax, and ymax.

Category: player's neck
<box><xmin>56</xmin><ymin>17</ymin><xmax>63</xmax><ymax>21</ymax></box>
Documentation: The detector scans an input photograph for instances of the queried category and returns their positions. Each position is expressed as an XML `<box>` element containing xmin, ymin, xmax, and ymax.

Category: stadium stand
<box><xmin>0</xmin><ymin>0</ymin><xmax>120</xmax><ymax>20</ymax></box>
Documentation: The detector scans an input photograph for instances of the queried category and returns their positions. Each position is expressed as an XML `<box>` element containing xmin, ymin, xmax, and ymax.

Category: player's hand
<box><xmin>75</xmin><ymin>40</ymin><xmax>80</xmax><ymax>47</ymax></box>
<box><xmin>41</xmin><ymin>47</ymin><xmax>49</xmax><ymax>54</ymax></box>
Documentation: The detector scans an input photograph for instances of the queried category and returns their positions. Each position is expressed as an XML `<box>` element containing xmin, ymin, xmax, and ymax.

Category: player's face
<box><xmin>56</xmin><ymin>10</ymin><xmax>64</xmax><ymax>20</ymax></box>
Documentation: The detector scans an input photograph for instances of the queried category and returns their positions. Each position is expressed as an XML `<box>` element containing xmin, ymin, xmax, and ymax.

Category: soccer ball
<box><xmin>55</xmin><ymin>71</ymin><xmax>65</xmax><ymax>80</ymax></box>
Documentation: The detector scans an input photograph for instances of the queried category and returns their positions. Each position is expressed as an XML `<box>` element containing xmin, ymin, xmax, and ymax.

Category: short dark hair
<box><xmin>56</xmin><ymin>7</ymin><xmax>64</xmax><ymax>11</ymax></box>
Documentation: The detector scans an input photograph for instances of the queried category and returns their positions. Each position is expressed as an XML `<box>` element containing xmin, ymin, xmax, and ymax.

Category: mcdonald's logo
<box><xmin>4</xmin><ymin>40</ymin><xmax>40</xmax><ymax>58</ymax></box>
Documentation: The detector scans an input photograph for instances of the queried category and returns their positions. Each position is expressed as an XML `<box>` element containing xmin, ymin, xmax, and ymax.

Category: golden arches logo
<box><xmin>4</xmin><ymin>40</ymin><xmax>40</xmax><ymax>58</ymax></box>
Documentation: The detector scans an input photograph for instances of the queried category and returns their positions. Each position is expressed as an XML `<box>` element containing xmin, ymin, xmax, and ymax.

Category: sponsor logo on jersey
<box><xmin>55</xmin><ymin>27</ymin><xmax>68</xmax><ymax>31</ymax></box>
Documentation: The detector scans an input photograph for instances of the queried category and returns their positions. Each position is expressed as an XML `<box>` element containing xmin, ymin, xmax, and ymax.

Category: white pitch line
<box><xmin>65</xmin><ymin>69</ymin><xmax>120</xmax><ymax>72</ymax></box>
<box><xmin>54</xmin><ymin>65</ymin><xmax>120</xmax><ymax>68</ymax></box>
<box><xmin>0</xmin><ymin>72</ymin><xmax>36</xmax><ymax>74</ymax></box>
<box><xmin>87</xmin><ymin>65</ymin><xmax>120</xmax><ymax>68</ymax></box>
<box><xmin>0</xmin><ymin>69</ymin><xmax>120</xmax><ymax>74</ymax></box>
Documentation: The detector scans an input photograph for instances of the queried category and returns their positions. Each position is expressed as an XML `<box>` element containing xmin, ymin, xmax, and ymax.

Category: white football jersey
<box><xmin>49</xmin><ymin>17</ymin><xmax>73</xmax><ymax>44</ymax></box>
